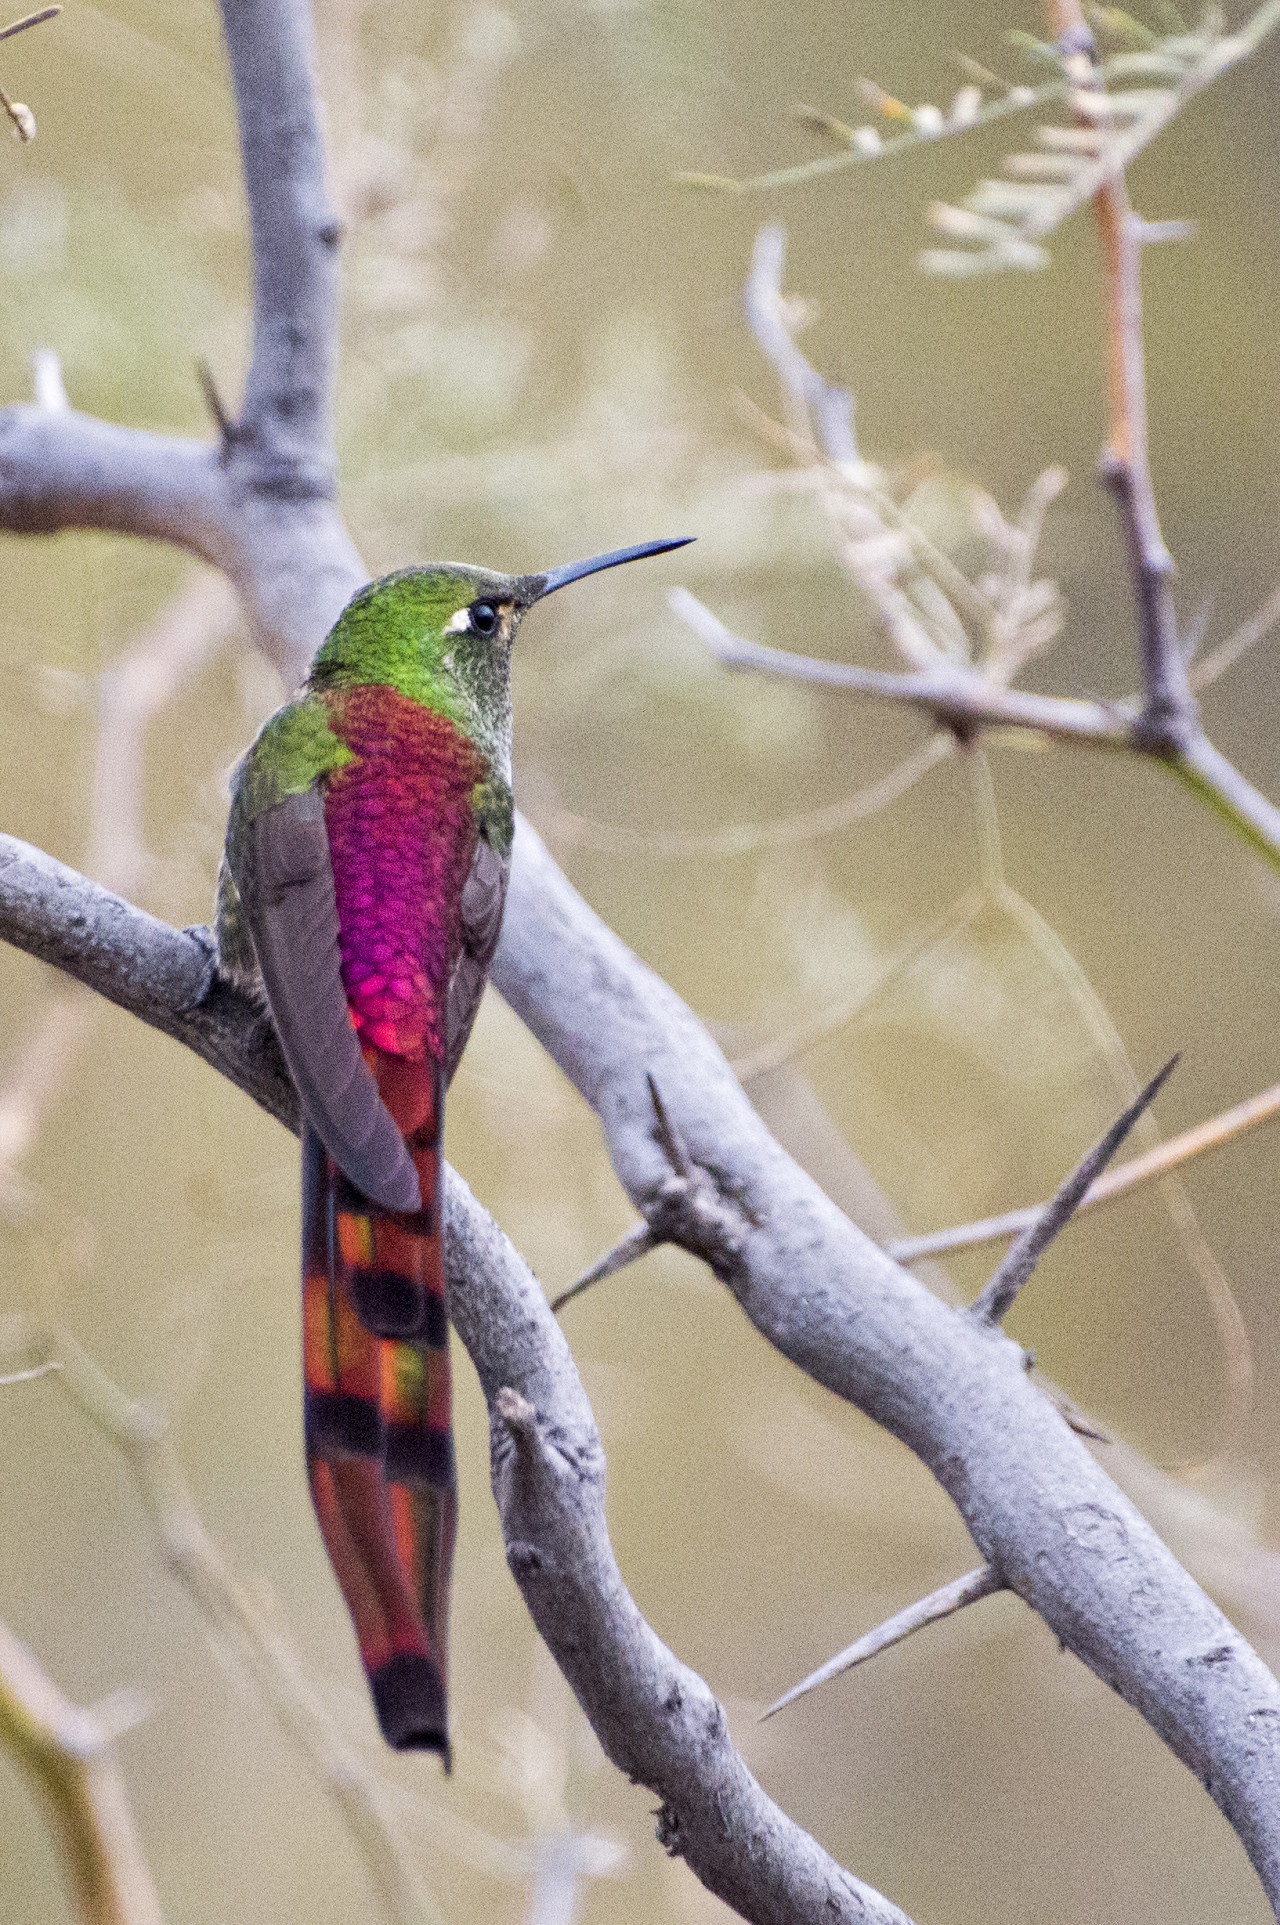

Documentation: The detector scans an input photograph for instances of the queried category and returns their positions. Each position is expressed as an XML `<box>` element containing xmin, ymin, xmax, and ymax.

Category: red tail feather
<box><xmin>301</xmin><ymin>1049</ymin><xmax>456</xmax><ymax>1764</ymax></box>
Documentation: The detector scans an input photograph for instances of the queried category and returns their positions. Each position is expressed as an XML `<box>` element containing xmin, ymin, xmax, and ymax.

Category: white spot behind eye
<box><xmin>444</xmin><ymin>607</ymin><xmax>470</xmax><ymax>634</ymax></box>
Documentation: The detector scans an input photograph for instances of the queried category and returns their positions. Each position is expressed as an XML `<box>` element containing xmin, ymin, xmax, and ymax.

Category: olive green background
<box><xmin>1</xmin><ymin>2</ymin><xmax>1279</xmax><ymax>1919</ymax></box>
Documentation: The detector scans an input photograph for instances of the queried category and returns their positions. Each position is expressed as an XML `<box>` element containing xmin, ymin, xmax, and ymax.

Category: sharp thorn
<box><xmin>647</xmin><ymin>1070</ymin><xmax>693</xmax><ymax>1178</ymax></box>
<box><xmin>970</xmin><ymin>1055</ymin><xmax>1179</xmax><ymax>1325</ymax></box>
<box><xmin>549</xmin><ymin>1222</ymin><xmax>659</xmax><ymax>1315</ymax></box>
<box><xmin>761</xmin><ymin>1564</ymin><xmax>1004</xmax><ymax>1720</ymax></box>
<box><xmin>196</xmin><ymin>357</ymin><xmax>238</xmax><ymax>452</ymax></box>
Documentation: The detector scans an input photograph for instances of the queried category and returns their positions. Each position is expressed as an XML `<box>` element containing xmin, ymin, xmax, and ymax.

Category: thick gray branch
<box><xmin>0</xmin><ymin>833</ymin><xmax>910</xmax><ymax>1925</ymax></box>
<box><xmin>451</xmin><ymin>1232</ymin><xmax>910</xmax><ymax>1924</ymax></box>
<box><xmin>491</xmin><ymin>824</ymin><xmax>1280</xmax><ymax>1909</ymax></box>
<box><xmin>0</xmin><ymin>0</ymin><xmax>1278</xmax><ymax>1913</ymax></box>
<box><xmin>0</xmin><ymin>408</ymin><xmax>225</xmax><ymax>552</ymax></box>
<box><xmin>218</xmin><ymin>0</ymin><xmax>342</xmax><ymax>488</ymax></box>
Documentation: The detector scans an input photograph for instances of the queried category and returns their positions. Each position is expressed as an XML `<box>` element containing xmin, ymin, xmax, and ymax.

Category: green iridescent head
<box><xmin>309</xmin><ymin>538</ymin><xmax>694</xmax><ymax>736</ymax></box>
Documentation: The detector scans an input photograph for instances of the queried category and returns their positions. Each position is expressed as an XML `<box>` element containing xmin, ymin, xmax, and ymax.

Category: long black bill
<box><xmin>529</xmin><ymin>536</ymin><xmax>694</xmax><ymax>602</ymax></box>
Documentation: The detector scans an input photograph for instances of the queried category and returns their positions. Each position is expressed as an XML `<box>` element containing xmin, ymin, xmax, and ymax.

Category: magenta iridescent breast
<box><xmin>322</xmin><ymin>684</ymin><xmax>486</xmax><ymax>1061</ymax></box>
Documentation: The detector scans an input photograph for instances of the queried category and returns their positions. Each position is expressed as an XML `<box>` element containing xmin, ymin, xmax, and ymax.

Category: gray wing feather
<box><xmin>444</xmin><ymin>835</ymin><xmax>510</xmax><ymax>1083</ymax></box>
<box><xmin>239</xmin><ymin>791</ymin><xmax>421</xmax><ymax>1214</ymax></box>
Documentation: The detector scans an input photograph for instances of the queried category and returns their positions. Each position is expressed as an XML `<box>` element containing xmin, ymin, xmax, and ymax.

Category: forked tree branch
<box><xmin>0</xmin><ymin>834</ymin><xmax>912</xmax><ymax>1925</ymax></box>
<box><xmin>0</xmin><ymin>1614</ymin><xmax>162</xmax><ymax>1925</ymax></box>
<box><xmin>673</xmin><ymin>224</ymin><xmax>1280</xmax><ymax>870</ymax></box>
<box><xmin>2</xmin><ymin>2</ymin><xmax>1280</xmax><ymax>1919</ymax></box>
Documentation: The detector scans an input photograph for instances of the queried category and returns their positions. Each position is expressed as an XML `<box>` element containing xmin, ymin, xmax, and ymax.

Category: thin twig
<box><xmin>761</xmin><ymin>1566</ymin><xmax>1005</xmax><ymax>1720</ymax></box>
<box><xmin>672</xmin><ymin>590</ymin><xmax>1280</xmax><ymax>871</ymax></box>
<box><xmin>888</xmin><ymin>1076</ymin><xmax>1280</xmax><ymax>1264</ymax></box>
<box><xmin>1191</xmin><ymin>584</ymin><xmax>1280</xmax><ymax>692</ymax></box>
<box><xmin>0</xmin><ymin>1320</ymin><xmax>445</xmax><ymax>1925</ymax></box>
<box><xmin>1048</xmin><ymin>2</ymin><xmax>1197</xmax><ymax>747</ymax></box>
<box><xmin>0</xmin><ymin>1357</ymin><xmax>61</xmax><ymax>1383</ymax></box>
<box><xmin>0</xmin><ymin>7</ymin><xmax>60</xmax><ymax>41</ymax></box>
<box><xmin>0</xmin><ymin>1617</ymin><xmax>164</xmax><ymax>1925</ymax></box>
<box><xmin>970</xmin><ymin>1056</ymin><xmax>1179</xmax><ymax>1324</ymax></box>
<box><xmin>669</xmin><ymin>588</ymin><xmax>1130</xmax><ymax>744</ymax></box>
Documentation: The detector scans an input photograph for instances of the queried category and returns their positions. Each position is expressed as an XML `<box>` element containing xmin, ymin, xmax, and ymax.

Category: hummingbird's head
<box><xmin>311</xmin><ymin>538</ymin><xmax>693</xmax><ymax>759</ymax></box>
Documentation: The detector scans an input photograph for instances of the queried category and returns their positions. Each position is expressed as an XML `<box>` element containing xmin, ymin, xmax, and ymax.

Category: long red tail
<box><xmin>300</xmin><ymin>1049</ymin><xmax>456</xmax><ymax>1764</ymax></box>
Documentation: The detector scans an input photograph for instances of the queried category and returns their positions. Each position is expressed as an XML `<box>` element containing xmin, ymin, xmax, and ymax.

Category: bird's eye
<box><xmin>469</xmin><ymin>601</ymin><xmax>499</xmax><ymax>636</ymax></box>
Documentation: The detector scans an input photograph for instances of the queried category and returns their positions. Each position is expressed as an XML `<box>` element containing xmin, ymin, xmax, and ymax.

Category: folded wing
<box><xmin>236</xmin><ymin>788</ymin><xmax>422</xmax><ymax>1214</ymax></box>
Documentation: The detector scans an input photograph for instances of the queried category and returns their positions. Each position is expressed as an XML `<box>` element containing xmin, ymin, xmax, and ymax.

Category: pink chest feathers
<box><xmin>322</xmin><ymin>685</ymin><xmax>488</xmax><ymax>1062</ymax></box>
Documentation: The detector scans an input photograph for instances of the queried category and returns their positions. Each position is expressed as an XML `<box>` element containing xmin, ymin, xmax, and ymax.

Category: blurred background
<box><xmin>1</xmin><ymin>1</ymin><xmax>1279</xmax><ymax>1919</ymax></box>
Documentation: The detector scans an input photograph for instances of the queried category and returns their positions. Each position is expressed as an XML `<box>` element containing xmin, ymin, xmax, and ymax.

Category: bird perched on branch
<box><xmin>216</xmin><ymin>537</ymin><xmax>691</xmax><ymax>1764</ymax></box>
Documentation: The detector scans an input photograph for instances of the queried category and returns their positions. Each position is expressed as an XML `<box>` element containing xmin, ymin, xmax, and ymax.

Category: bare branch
<box><xmin>0</xmin><ymin>409</ymin><xmax>225</xmax><ymax>553</ymax></box>
<box><xmin>762</xmin><ymin>1566</ymin><xmax>1004</xmax><ymax>1720</ymax></box>
<box><xmin>1039</xmin><ymin>2</ymin><xmax>1197</xmax><ymax>746</ymax></box>
<box><xmin>670</xmin><ymin>586</ymin><xmax>1129</xmax><ymax>743</ymax></box>
<box><xmin>888</xmin><ymin>1075</ymin><xmax>1280</xmax><ymax>1264</ymax></box>
<box><xmin>1170</xmin><ymin>732</ymin><xmax>1280</xmax><ymax>862</ymax></box>
<box><xmin>490</xmin><ymin>823</ymin><xmax>1280</xmax><ymax>1909</ymax></box>
<box><xmin>744</xmin><ymin>224</ymin><xmax>851</xmax><ymax>445</ymax></box>
<box><xmin>0</xmin><ymin>1616</ymin><xmax>164</xmax><ymax>1925</ymax></box>
<box><xmin>1191</xmin><ymin>584</ymin><xmax>1280</xmax><ymax>692</ymax></box>
<box><xmin>0</xmin><ymin>8</ymin><xmax>60</xmax><ymax>44</ymax></box>
<box><xmin>969</xmin><ymin>1056</ymin><xmax>1178</xmax><ymax>1324</ymax></box>
<box><xmin>0</xmin><ymin>839</ymin><xmax>912</xmax><ymax>1925</ymax></box>
<box><xmin>0</xmin><ymin>1</ymin><xmax>1277</xmax><ymax>1908</ymax></box>
<box><xmin>1095</xmin><ymin>207</ymin><xmax>1197</xmax><ymax>748</ymax></box>
<box><xmin>218</xmin><ymin>0</ymin><xmax>343</xmax><ymax>488</ymax></box>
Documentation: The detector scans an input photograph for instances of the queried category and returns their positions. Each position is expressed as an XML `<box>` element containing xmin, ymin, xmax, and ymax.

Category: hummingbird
<box><xmin>215</xmin><ymin>536</ymin><xmax>691</xmax><ymax>1766</ymax></box>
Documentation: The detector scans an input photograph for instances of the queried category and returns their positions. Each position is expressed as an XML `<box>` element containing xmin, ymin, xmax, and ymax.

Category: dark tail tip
<box><xmin>370</xmin><ymin>1651</ymin><xmax>450</xmax><ymax>1767</ymax></box>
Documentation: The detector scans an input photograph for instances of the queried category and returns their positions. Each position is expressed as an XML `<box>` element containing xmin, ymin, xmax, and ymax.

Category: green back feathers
<box><xmin>237</xmin><ymin>697</ymin><xmax>355</xmax><ymax>816</ymax></box>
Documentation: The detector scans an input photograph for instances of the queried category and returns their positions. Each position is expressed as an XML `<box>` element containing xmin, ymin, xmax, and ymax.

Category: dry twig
<box><xmin>670</xmin><ymin>225</ymin><xmax>1280</xmax><ymax>869</ymax></box>
<box><xmin>888</xmin><ymin>1075</ymin><xmax>1280</xmax><ymax>1264</ymax></box>
<box><xmin>0</xmin><ymin>1613</ymin><xmax>162</xmax><ymax>1925</ymax></box>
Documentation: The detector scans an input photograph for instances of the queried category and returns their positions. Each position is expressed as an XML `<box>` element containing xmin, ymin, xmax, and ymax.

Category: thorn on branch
<box><xmin>969</xmin><ymin>1054</ymin><xmax>1179</xmax><ymax>1325</ymax></box>
<box><xmin>554</xmin><ymin>1071</ymin><xmax>751</xmax><ymax>1312</ymax></box>
<box><xmin>0</xmin><ymin>6</ymin><xmax>59</xmax><ymax>44</ymax></box>
<box><xmin>648</xmin><ymin>1070</ymin><xmax>693</xmax><ymax>1179</ymax></box>
<box><xmin>761</xmin><ymin>1564</ymin><xmax>1005</xmax><ymax>1719</ymax></box>
<box><xmin>550</xmin><ymin>1221</ymin><xmax>658</xmax><ymax>1316</ymax></box>
<box><xmin>887</xmin><ymin>1071</ymin><xmax>1280</xmax><ymax>1264</ymax></box>
<box><xmin>197</xmin><ymin>358</ymin><xmax>240</xmax><ymax>456</ymax></box>
<box><xmin>1043</xmin><ymin>1386</ymin><xmax>1113</xmax><ymax>1442</ymax></box>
